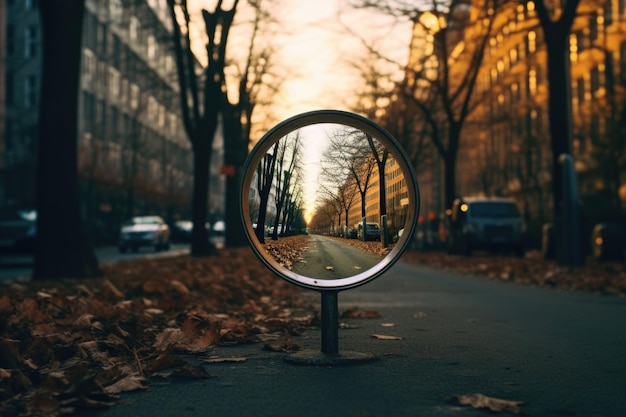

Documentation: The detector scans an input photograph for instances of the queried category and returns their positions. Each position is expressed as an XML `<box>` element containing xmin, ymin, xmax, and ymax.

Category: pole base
<box><xmin>284</xmin><ymin>350</ymin><xmax>378</xmax><ymax>366</ymax></box>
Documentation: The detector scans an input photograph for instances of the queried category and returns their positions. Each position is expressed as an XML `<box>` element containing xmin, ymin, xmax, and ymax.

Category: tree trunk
<box><xmin>545</xmin><ymin>30</ymin><xmax>573</xmax><ymax>222</ymax></box>
<box><xmin>34</xmin><ymin>0</ymin><xmax>100</xmax><ymax>280</ymax></box>
<box><xmin>190</xmin><ymin>138</ymin><xmax>216</xmax><ymax>256</ymax></box>
<box><xmin>223</xmin><ymin>105</ymin><xmax>248</xmax><ymax>247</ymax></box>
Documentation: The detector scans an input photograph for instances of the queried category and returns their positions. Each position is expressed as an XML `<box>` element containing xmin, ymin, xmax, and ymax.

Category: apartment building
<box><xmin>346</xmin><ymin>154</ymin><xmax>409</xmax><ymax>236</ymax></box>
<box><xmin>3</xmin><ymin>0</ymin><xmax>225</xmax><ymax>242</ymax></box>
<box><xmin>464</xmin><ymin>0</ymin><xmax>626</xmax><ymax>224</ymax></box>
<box><xmin>402</xmin><ymin>0</ymin><xmax>626</xmax><ymax>242</ymax></box>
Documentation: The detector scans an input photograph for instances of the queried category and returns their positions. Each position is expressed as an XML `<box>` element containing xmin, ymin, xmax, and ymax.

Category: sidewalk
<box><xmin>77</xmin><ymin>260</ymin><xmax>626</xmax><ymax>417</ymax></box>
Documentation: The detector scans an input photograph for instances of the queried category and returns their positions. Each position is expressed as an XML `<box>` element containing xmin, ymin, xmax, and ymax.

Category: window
<box><xmin>570</xmin><ymin>33</ymin><xmax>578</xmax><ymax>62</ymax></box>
<box><xmin>527</xmin><ymin>31</ymin><xmax>536</xmax><ymax>54</ymax></box>
<box><xmin>605</xmin><ymin>0</ymin><xmax>613</xmax><ymax>24</ymax></box>
<box><xmin>108</xmin><ymin>67</ymin><xmax>121</xmax><ymax>99</ymax></box>
<box><xmin>509</xmin><ymin>48</ymin><xmax>518</xmax><ymax>65</ymax></box>
<box><xmin>528</xmin><ymin>68</ymin><xmax>537</xmax><ymax>96</ymax></box>
<box><xmin>590</xmin><ymin>66</ymin><xmax>600</xmax><ymax>94</ymax></box>
<box><xmin>109</xmin><ymin>0</ymin><xmax>123</xmax><ymax>24</ymax></box>
<box><xmin>24</xmin><ymin>76</ymin><xmax>37</xmax><ymax>108</ymax></box>
<box><xmin>130</xmin><ymin>84</ymin><xmax>140</xmax><ymax>110</ymax></box>
<box><xmin>130</xmin><ymin>17</ymin><xmax>140</xmax><ymax>42</ymax></box>
<box><xmin>589</xmin><ymin>14</ymin><xmax>598</xmax><ymax>43</ymax></box>
<box><xmin>25</xmin><ymin>26</ymin><xmax>38</xmax><ymax>58</ymax></box>
<box><xmin>147</xmin><ymin>35</ymin><xmax>157</xmax><ymax>62</ymax></box>
<box><xmin>82</xmin><ymin>49</ymin><xmax>96</xmax><ymax>86</ymax></box>
<box><xmin>577</xmin><ymin>78</ymin><xmax>585</xmax><ymax>103</ymax></box>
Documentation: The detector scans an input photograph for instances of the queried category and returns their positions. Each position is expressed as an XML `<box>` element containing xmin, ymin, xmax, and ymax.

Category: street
<box><xmin>292</xmin><ymin>234</ymin><xmax>383</xmax><ymax>279</ymax></box>
<box><xmin>0</xmin><ymin>243</ymin><xmax>191</xmax><ymax>283</ymax></box>
<box><xmin>75</xmin><ymin>258</ymin><xmax>626</xmax><ymax>417</ymax></box>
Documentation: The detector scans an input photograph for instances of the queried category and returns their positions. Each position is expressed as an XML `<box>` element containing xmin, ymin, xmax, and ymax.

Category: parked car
<box><xmin>119</xmin><ymin>215</ymin><xmax>170</xmax><ymax>253</ymax></box>
<box><xmin>0</xmin><ymin>208</ymin><xmax>37</xmax><ymax>254</ymax></box>
<box><xmin>358</xmin><ymin>222</ymin><xmax>381</xmax><ymax>241</ymax></box>
<box><xmin>346</xmin><ymin>228</ymin><xmax>358</xmax><ymax>239</ymax></box>
<box><xmin>447</xmin><ymin>197</ymin><xmax>526</xmax><ymax>256</ymax></box>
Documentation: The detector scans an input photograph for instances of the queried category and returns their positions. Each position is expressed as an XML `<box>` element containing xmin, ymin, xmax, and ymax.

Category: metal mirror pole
<box><xmin>321</xmin><ymin>291</ymin><xmax>339</xmax><ymax>354</ymax></box>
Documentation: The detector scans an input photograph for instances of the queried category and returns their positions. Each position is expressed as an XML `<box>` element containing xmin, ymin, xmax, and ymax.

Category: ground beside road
<box><xmin>1</xmin><ymin>242</ymin><xmax>624</xmax><ymax>416</ymax></box>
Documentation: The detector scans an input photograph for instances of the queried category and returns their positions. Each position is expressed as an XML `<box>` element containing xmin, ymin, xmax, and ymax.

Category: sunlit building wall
<box><xmin>462</xmin><ymin>0</ymin><xmax>626</xmax><ymax>233</ymax></box>
<box><xmin>347</xmin><ymin>155</ymin><xmax>409</xmax><ymax>235</ymax></box>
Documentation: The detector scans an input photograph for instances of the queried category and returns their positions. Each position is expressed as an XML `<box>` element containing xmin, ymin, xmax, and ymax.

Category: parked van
<box><xmin>447</xmin><ymin>197</ymin><xmax>526</xmax><ymax>256</ymax></box>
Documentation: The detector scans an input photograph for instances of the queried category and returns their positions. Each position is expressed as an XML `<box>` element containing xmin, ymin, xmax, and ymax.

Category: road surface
<box><xmin>292</xmin><ymin>234</ymin><xmax>383</xmax><ymax>279</ymax></box>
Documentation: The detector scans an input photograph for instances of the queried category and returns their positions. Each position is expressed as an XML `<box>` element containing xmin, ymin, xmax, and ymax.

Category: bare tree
<box><xmin>270</xmin><ymin>133</ymin><xmax>301</xmax><ymax>240</ymax></box>
<box><xmin>254</xmin><ymin>148</ymin><xmax>277</xmax><ymax>243</ymax></box>
<box><xmin>222</xmin><ymin>0</ymin><xmax>282</xmax><ymax>248</ymax></box>
<box><xmin>34</xmin><ymin>0</ymin><xmax>100</xmax><ymax>280</ymax></box>
<box><xmin>167</xmin><ymin>0</ymin><xmax>238</xmax><ymax>256</ymax></box>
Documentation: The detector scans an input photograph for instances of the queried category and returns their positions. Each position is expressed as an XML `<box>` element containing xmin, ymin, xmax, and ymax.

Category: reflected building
<box><xmin>347</xmin><ymin>154</ymin><xmax>409</xmax><ymax>237</ymax></box>
<box><xmin>2</xmin><ymin>0</ymin><xmax>225</xmax><ymax>243</ymax></box>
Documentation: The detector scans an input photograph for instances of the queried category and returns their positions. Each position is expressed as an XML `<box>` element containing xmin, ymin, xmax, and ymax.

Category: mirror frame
<box><xmin>240</xmin><ymin>109</ymin><xmax>420</xmax><ymax>291</ymax></box>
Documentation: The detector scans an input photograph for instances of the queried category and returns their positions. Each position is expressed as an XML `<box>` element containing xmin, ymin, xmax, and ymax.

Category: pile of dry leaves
<box><xmin>328</xmin><ymin>236</ymin><xmax>393</xmax><ymax>257</ymax></box>
<box><xmin>401</xmin><ymin>249</ymin><xmax>626</xmax><ymax>297</ymax></box>
<box><xmin>264</xmin><ymin>235</ymin><xmax>310</xmax><ymax>270</ymax></box>
<box><xmin>0</xmin><ymin>248</ymin><xmax>315</xmax><ymax>416</ymax></box>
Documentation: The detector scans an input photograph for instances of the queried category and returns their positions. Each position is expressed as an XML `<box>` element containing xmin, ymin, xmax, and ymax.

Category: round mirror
<box><xmin>240</xmin><ymin>110</ymin><xmax>419</xmax><ymax>291</ymax></box>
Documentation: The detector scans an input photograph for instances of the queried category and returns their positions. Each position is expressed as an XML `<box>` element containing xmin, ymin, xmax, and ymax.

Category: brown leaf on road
<box><xmin>371</xmin><ymin>334</ymin><xmax>402</xmax><ymax>340</ymax></box>
<box><xmin>447</xmin><ymin>393</ymin><xmax>525</xmax><ymax>414</ymax></box>
<box><xmin>103</xmin><ymin>375</ymin><xmax>147</xmax><ymax>394</ymax></box>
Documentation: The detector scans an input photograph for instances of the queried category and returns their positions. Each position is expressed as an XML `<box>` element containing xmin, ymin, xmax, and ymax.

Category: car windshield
<box><xmin>366</xmin><ymin>224</ymin><xmax>379</xmax><ymax>229</ymax></box>
<box><xmin>469</xmin><ymin>202</ymin><xmax>521</xmax><ymax>218</ymax></box>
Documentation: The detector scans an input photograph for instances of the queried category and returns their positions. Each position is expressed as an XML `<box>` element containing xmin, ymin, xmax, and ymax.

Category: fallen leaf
<box><xmin>413</xmin><ymin>312</ymin><xmax>428</xmax><ymax>318</ymax></box>
<box><xmin>325</xmin><ymin>266</ymin><xmax>335</xmax><ymax>271</ymax></box>
<box><xmin>103</xmin><ymin>375</ymin><xmax>147</xmax><ymax>394</ymax></box>
<box><xmin>447</xmin><ymin>393</ymin><xmax>525</xmax><ymax>414</ymax></box>
<box><xmin>371</xmin><ymin>334</ymin><xmax>402</xmax><ymax>340</ymax></box>
<box><xmin>381</xmin><ymin>323</ymin><xmax>395</xmax><ymax>327</ymax></box>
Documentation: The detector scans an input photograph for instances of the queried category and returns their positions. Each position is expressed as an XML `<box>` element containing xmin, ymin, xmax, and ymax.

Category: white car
<box><xmin>119</xmin><ymin>216</ymin><xmax>170</xmax><ymax>253</ymax></box>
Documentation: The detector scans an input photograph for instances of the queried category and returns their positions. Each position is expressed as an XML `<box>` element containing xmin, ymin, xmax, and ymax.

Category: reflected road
<box><xmin>292</xmin><ymin>234</ymin><xmax>383</xmax><ymax>279</ymax></box>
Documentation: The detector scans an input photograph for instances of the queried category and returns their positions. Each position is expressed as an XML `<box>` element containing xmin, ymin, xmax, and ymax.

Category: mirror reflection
<box><xmin>246</xmin><ymin>123</ymin><xmax>410</xmax><ymax>280</ymax></box>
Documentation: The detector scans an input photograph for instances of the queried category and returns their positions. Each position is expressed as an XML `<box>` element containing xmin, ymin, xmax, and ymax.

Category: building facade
<box><xmin>2</xmin><ymin>0</ymin><xmax>225</xmax><ymax>243</ymax></box>
<box><xmin>403</xmin><ymin>0</ymin><xmax>626</xmax><ymax>243</ymax></box>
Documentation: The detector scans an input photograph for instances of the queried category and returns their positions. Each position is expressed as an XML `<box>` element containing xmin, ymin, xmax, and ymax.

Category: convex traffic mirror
<box><xmin>241</xmin><ymin>110</ymin><xmax>419</xmax><ymax>291</ymax></box>
<box><xmin>240</xmin><ymin>110</ymin><xmax>419</xmax><ymax>364</ymax></box>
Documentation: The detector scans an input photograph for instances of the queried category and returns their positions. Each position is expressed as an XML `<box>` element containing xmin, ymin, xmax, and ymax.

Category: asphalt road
<box><xmin>292</xmin><ymin>234</ymin><xmax>383</xmax><ymax>279</ymax></box>
<box><xmin>76</xmin><ymin>258</ymin><xmax>626</xmax><ymax>417</ymax></box>
<box><xmin>0</xmin><ymin>243</ymin><xmax>192</xmax><ymax>283</ymax></box>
